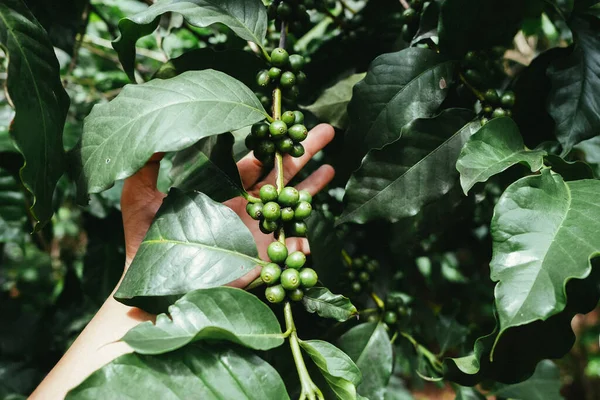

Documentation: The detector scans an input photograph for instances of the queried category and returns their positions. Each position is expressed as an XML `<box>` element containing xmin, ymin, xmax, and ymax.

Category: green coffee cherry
<box><xmin>293</xmin><ymin>111</ymin><xmax>304</xmax><ymax>124</ymax></box>
<box><xmin>245</xmin><ymin>134</ymin><xmax>256</xmax><ymax>150</ymax></box>
<box><xmin>299</xmin><ymin>190</ymin><xmax>312</xmax><ymax>203</ymax></box>
<box><xmin>299</xmin><ymin>268</ymin><xmax>318</xmax><ymax>288</ymax></box>
<box><xmin>366</xmin><ymin>259</ymin><xmax>379</xmax><ymax>273</ymax></box>
<box><xmin>269</xmin><ymin>120</ymin><xmax>288</xmax><ymax>137</ymax></box>
<box><xmin>358</xmin><ymin>271</ymin><xmax>370</xmax><ymax>283</ymax></box>
<box><xmin>484</xmin><ymin>89</ymin><xmax>500</xmax><ymax>104</ymax></box>
<box><xmin>268</xmin><ymin>67</ymin><xmax>282</xmax><ymax>80</ymax></box>
<box><xmin>288</xmin><ymin>124</ymin><xmax>308</xmax><ymax>142</ymax></box>
<box><xmin>492</xmin><ymin>108</ymin><xmax>507</xmax><ymax>118</ymax></box>
<box><xmin>483</xmin><ymin>105</ymin><xmax>493</xmax><ymax>114</ymax></box>
<box><xmin>279</xmin><ymin>187</ymin><xmax>300</xmax><ymax>206</ymax></box>
<box><xmin>480</xmin><ymin>117</ymin><xmax>489</xmax><ymax>126</ymax></box>
<box><xmin>501</xmin><ymin>91</ymin><xmax>515</xmax><ymax>107</ymax></box>
<box><xmin>260</xmin><ymin>184</ymin><xmax>278</xmax><ymax>202</ymax></box>
<box><xmin>261</xmin><ymin>263</ymin><xmax>282</xmax><ymax>285</ymax></box>
<box><xmin>351</xmin><ymin>281</ymin><xmax>362</xmax><ymax>293</ymax></box>
<box><xmin>277</xmin><ymin>2</ymin><xmax>293</xmax><ymax>19</ymax></box>
<box><xmin>352</xmin><ymin>258</ymin><xmax>364</xmax><ymax>269</ymax></box>
<box><xmin>255</xmin><ymin>140</ymin><xmax>275</xmax><ymax>156</ymax></box>
<box><xmin>276</xmin><ymin>137</ymin><xmax>294</xmax><ymax>153</ymax></box>
<box><xmin>280</xmin><ymin>71</ymin><xmax>297</xmax><ymax>89</ymax></box>
<box><xmin>402</xmin><ymin>8</ymin><xmax>418</xmax><ymax>23</ymax></box>
<box><xmin>288</xmin><ymin>221</ymin><xmax>307</xmax><ymax>237</ymax></box>
<box><xmin>289</xmin><ymin>54</ymin><xmax>305</xmax><ymax>73</ymax></box>
<box><xmin>261</xmin><ymin>219</ymin><xmax>279</xmax><ymax>233</ymax></box>
<box><xmin>286</xmin><ymin>251</ymin><xmax>306</xmax><ymax>269</ymax></box>
<box><xmin>287</xmin><ymin>288</ymin><xmax>304</xmax><ymax>301</ymax></box>
<box><xmin>265</xmin><ymin>285</ymin><xmax>286</xmax><ymax>303</ymax></box>
<box><xmin>347</xmin><ymin>270</ymin><xmax>356</xmax><ymax>280</ymax></box>
<box><xmin>464</xmin><ymin>69</ymin><xmax>483</xmax><ymax>86</ymax></box>
<box><xmin>262</xmin><ymin>202</ymin><xmax>281</xmax><ymax>221</ymax></box>
<box><xmin>296</xmin><ymin>71</ymin><xmax>307</xmax><ymax>85</ymax></box>
<box><xmin>281</xmin><ymin>268</ymin><xmax>301</xmax><ymax>290</ymax></box>
<box><xmin>252</xmin><ymin>122</ymin><xmax>270</xmax><ymax>138</ymax></box>
<box><xmin>246</xmin><ymin>202</ymin><xmax>263</xmax><ymax>220</ymax></box>
<box><xmin>268</xmin><ymin>241</ymin><xmax>288</xmax><ymax>263</ymax></box>
<box><xmin>256</xmin><ymin>70</ymin><xmax>270</xmax><ymax>87</ymax></box>
<box><xmin>285</xmin><ymin>85</ymin><xmax>300</xmax><ymax>100</ymax></box>
<box><xmin>383</xmin><ymin>311</ymin><xmax>398</xmax><ymax>325</ymax></box>
<box><xmin>271</xmin><ymin>48</ymin><xmax>290</xmax><ymax>67</ymax></box>
<box><xmin>281</xmin><ymin>207</ymin><xmax>295</xmax><ymax>222</ymax></box>
<box><xmin>294</xmin><ymin>201</ymin><xmax>312</xmax><ymax>220</ymax></box>
<box><xmin>282</xmin><ymin>111</ymin><xmax>296</xmax><ymax>126</ymax></box>
<box><xmin>290</xmin><ymin>144</ymin><xmax>305</xmax><ymax>158</ymax></box>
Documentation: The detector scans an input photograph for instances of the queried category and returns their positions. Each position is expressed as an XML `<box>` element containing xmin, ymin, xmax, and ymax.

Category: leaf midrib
<box><xmin>142</xmin><ymin>238</ymin><xmax>261</xmax><ymax>264</ymax></box>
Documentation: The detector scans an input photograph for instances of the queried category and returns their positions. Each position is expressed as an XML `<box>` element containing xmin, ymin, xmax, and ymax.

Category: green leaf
<box><xmin>0</xmin><ymin>169</ymin><xmax>26</xmax><ymax>243</ymax></box>
<box><xmin>491</xmin><ymin>169</ymin><xmax>600</xmax><ymax>344</ymax></box>
<box><xmin>438</xmin><ymin>0</ymin><xmax>540</xmax><ymax>57</ymax></box>
<box><xmin>340</xmin><ymin>109</ymin><xmax>477</xmax><ymax>225</ymax></box>
<box><xmin>411</xmin><ymin>0</ymin><xmax>440</xmax><ymax>45</ymax></box>
<box><xmin>306</xmin><ymin>210</ymin><xmax>346</xmax><ymax>292</ymax></box>
<box><xmin>122</xmin><ymin>287</ymin><xmax>284</xmax><ymax>354</ymax></box>
<box><xmin>491</xmin><ymin>360</ymin><xmax>563</xmax><ymax>400</ymax></box>
<box><xmin>113</xmin><ymin>0</ymin><xmax>268</xmax><ymax>80</ymax></box>
<box><xmin>548</xmin><ymin>16</ymin><xmax>600</xmax><ymax>152</ymax></box>
<box><xmin>338</xmin><ymin>322</ymin><xmax>393</xmax><ymax>400</ymax></box>
<box><xmin>344</xmin><ymin>48</ymin><xmax>456</xmax><ymax>167</ymax></box>
<box><xmin>456</xmin><ymin>118</ymin><xmax>546</xmax><ymax>194</ymax></box>
<box><xmin>0</xmin><ymin>0</ymin><xmax>70</xmax><ymax>226</ymax></box>
<box><xmin>303</xmin><ymin>73</ymin><xmax>365</xmax><ymax>130</ymax></box>
<box><xmin>75</xmin><ymin>70</ymin><xmax>267</xmax><ymax>198</ymax></box>
<box><xmin>169</xmin><ymin>133</ymin><xmax>245</xmax><ymax>202</ymax></box>
<box><xmin>154</xmin><ymin>48</ymin><xmax>264</xmax><ymax>89</ymax></box>
<box><xmin>66</xmin><ymin>344</ymin><xmax>290</xmax><ymax>400</ymax></box>
<box><xmin>384</xmin><ymin>375</ymin><xmax>414</xmax><ymax>400</ymax></box>
<box><xmin>115</xmin><ymin>189</ymin><xmax>261</xmax><ymax>313</ymax></box>
<box><xmin>300</xmin><ymin>339</ymin><xmax>362</xmax><ymax>400</ymax></box>
<box><xmin>436</xmin><ymin>316</ymin><xmax>469</xmax><ymax>355</ymax></box>
<box><xmin>454</xmin><ymin>386</ymin><xmax>486</xmax><ymax>400</ymax></box>
<box><xmin>302</xmin><ymin>287</ymin><xmax>358</xmax><ymax>322</ymax></box>
<box><xmin>545</xmin><ymin>154</ymin><xmax>595</xmax><ymax>180</ymax></box>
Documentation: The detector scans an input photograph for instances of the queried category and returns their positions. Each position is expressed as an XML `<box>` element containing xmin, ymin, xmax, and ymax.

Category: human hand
<box><xmin>120</xmin><ymin>124</ymin><xmax>335</xmax><ymax>287</ymax></box>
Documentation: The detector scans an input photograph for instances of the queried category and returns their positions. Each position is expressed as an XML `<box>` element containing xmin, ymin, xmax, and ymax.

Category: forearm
<box><xmin>30</xmin><ymin>283</ymin><xmax>154</xmax><ymax>400</ymax></box>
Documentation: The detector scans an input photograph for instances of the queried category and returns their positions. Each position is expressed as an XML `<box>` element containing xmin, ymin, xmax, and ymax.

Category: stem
<box><xmin>279</xmin><ymin>22</ymin><xmax>288</xmax><ymax>49</ymax></box>
<box><xmin>284</xmin><ymin>303</ymin><xmax>324</xmax><ymax>400</ymax></box>
<box><xmin>341</xmin><ymin>249</ymin><xmax>352</xmax><ymax>266</ymax></box>
<box><xmin>459</xmin><ymin>72</ymin><xmax>485</xmax><ymax>102</ymax></box>
<box><xmin>400</xmin><ymin>331</ymin><xmax>444</xmax><ymax>373</ymax></box>
<box><xmin>339</xmin><ymin>0</ymin><xmax>357</xmax><ymax>14</ymax></box>
<box><xmin>244</xmin><ymin>276</ymin><xmax>265</xmax><ymax>290</ymax></box>
<box><xmin>370</xmin><ymin>292</ymin><xmax>385</xmax><ymax>309</ymax></box>
<box><xmin>245</xmin><ymin>193</ymin><xmax>262</xmax><ymax>203</ymax></box>
<box><xmin>399</xmin><ymin>0</ymin><xmax>410</xmax><ymax>9</ymax></box>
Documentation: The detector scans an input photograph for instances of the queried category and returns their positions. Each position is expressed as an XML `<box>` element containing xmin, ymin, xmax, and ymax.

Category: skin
<box><xmin>30</xmin><ymin>124</ymin><xmax>335</xmax><ymax>399</ymax></box>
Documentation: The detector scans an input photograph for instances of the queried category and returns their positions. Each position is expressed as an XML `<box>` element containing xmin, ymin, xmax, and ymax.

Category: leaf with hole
<box><xmin>66</xmin><ymin>344</ymin><xmax>290</xmax><ymax>400</ymax></box>
<box><xmin>115</xmin><ymin>189</ymin><xmax>261</xmax><ymax>313</ymax></box>
<box><xmin>456</xmin><ymin>117</ymin><xmax>546</xmax><ymax>194</ymax></box>
<box><xmin>122</xmin><ymin>287</ymin><xmax>284</xmax><ymax>354</ymax></box>
<box><xmin>113</xmin><ymin>0</ymin><xmax>268</xmax><ymax>80</ymax></box>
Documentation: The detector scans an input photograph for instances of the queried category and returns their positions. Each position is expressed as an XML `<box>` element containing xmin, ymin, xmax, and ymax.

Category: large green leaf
<box><xmin>0</xmin><ymin>0</ymin><xmax>70</xmax><ymax>226</ymax></box>
<box><xmin>438</xmin><ymin>0</ymin><xmax>541</xmax><ymax>57</ymax></box>
<box><xmin>154</xmin><ymin>48</ymin><xmax>264</xmax><ymax>89</ymax></box>
<box><xmin>122</xmin><ymin>287</ymin><xmax>284</xmax><ymax>354</ymax></box>
<box><xmin>0</xmin><ymin>169</ymin><xmax>26</xmax><ymax>242</ymax></box>
<box><xmin>454</xmin><ymin>386</ymin><xmax>486</xmax><ymax>400</ymax></box>
<box><xmin>456</xmin><ymin>118</ymin><xmax>546</xmax><ymax>194</ymax></box>
<box><xmin>491</xmin><ymin>360</ymin><xmax>563</xmax><ymax>400</ymax></box>
<box><xmin>300</xmin><ymin>340</ymin><xmax>362</xmax><ymax>400</ymax></box>
<box><xmin>115</xmin><ymin>189</ymin><xmax>261</xmax><ymax>313</ymax></box>
<box><xmin>344</xmin><ymin>48</ymin><xmax>456</xmax><ymax>167</ymax></box>
<box><xmin>169</xmin><ymin>133</ymin><xmax>245</xmax><ymax>202</ymax></box>
<box><xmin>75</xmin><ymin>70</ymin><xmax>267</xmax><ymax>197</ymax></box>
<box><xmin>306</xmin><ymin>210</ymin><xmax>345</xmax><ymax>292</ymax></box>
<box><xmin>303</xmin><ymin>73</ymin><xmax>365</xmax><ymax>130</ymax></box>
<box><xmin>66</xmin><ymin>344</ymin><xmax>290</xmax><ymax>400</ymax></box>
<box><xmin>301</xmin><ymin>287</ymin><xmax>358</xmax><ymax>322</ymax></box>
<box><xmin>340</xmin><ymin>109</ymin><xmax>477</xmax><ymax>225</ymax></box>
<box><xmin>113</xmin><ymin>0</ymin><xmax>268</xmax><ymax>80</ymax></box>
<box><xmin>547</xmin><ymin>16</ymin><xmax>600</xmax><ymax>152</ymax></box>
<box><xmin>338</xmin><ymin>322</ymin><xmax>393</xmax><ymax>400</ymax></box>
<box><xmin>490</xmin><ymin>169</ymin><xmax>600</xmax><ymax>342</ymax></box>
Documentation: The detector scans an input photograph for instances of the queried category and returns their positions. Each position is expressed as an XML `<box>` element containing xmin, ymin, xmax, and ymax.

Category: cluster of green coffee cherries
<box><xmin>262</xmin><ymin>241</ymin><xmax>318</xmax><ymax>303</ymax></box>
<box><xmin>245</xmin><ymin>110</ymin><xmax>308</xmax><ymax>165</ymax></box>
<box><xmin>345</xmin><ymin>254</ymin><xmax>379</xmax><ymax>295</ymax></box>
<box><xmin>480</xmin><ymin>89</ymin><xmax>516</xmax><ymax>125</ymax></box>
<box><xmin>246</xmin><ymin>184</ymin><xmax>313</xmax><ymax>237</ymax></box>
<box><xmin>461</xmin><ymin>48</ymin><xmax>507</xmax><ymax>92</ymax></box>
<box><xmin>381</xmin><ymin>294</ymin><xmax>409</xmax><ymax>328</ymax></box>
<box><xmin>257</xmin><ymin>47</ymin><xmax>306</xmax><ymax>102</ymax></box>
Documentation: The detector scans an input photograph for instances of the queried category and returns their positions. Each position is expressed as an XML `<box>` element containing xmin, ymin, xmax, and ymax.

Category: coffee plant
<box><xmin>2</xmin><ymin>0</ymin><xmax>600</xmax><ymax>399</ymax></box>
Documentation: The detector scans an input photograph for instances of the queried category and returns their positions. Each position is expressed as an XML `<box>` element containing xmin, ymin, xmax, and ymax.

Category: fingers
<box><xmin>226</xmin><ymin>266</ymin><xmax>261</xmax><ymax>289</ymax></box>
<box><xmin>236</xmin><ymin>152</ymin><xmax>265</xmax><ymax>189</ymax></box>
<box><xmin>286</xmin><ymin>237</ymin><xmax>310</xmax><ymax>254</ymax></box>
<box><xmin>295</xmin><ymin>165</ymin><xmax>335</xmax><ymax>195</ymax></box>
<box><xmin>261</xmin><ymin>124</ymin><xmax>335</xmax><ymax>186</ymax></box>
